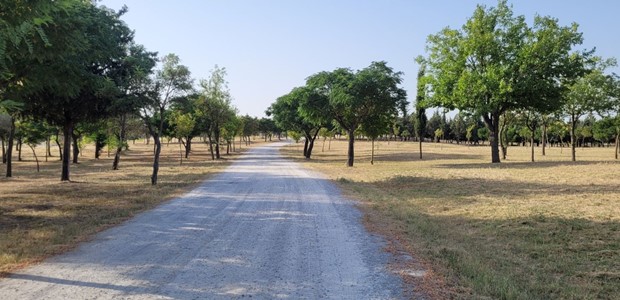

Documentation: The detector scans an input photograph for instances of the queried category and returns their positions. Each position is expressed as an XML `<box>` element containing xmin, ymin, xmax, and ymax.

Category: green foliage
<box><xmin>287</xmin><ymin>131</ymin><xmax>302</xmax><ymax>143</ymax></box>
<box><xmin>419</xmin><ymin>0</ymin><xmax>590</xmax><ymax>161</ymax></box>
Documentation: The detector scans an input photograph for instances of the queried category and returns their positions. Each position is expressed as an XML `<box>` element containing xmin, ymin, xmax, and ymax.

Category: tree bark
<box><xmin>305</xmin><ymin>129</ymin><xmax>319</xmax><ymax>159</ymax></box>
<box><xmin>112</xmin><ymin>115</ymin><xmax>127</xmax><ymax>170</ymax></box>
<box><xmin>184</xmin><ymin>137</ymin><xmax>192</xmax><ymax>159</ymax></box>
<box><xmin>55</xmin><ymin>131</ymin><xmax>62</xmax><ymax>160</ymax></box>
<box><xmin>570</xmin><ymin>116</ymin><xmax>577</xmax><ymax>162</ymax></box>
<box><xmin>483</xmin><ymin>113</ymin><xmax>501</xmax><ymax>163</ymax></box>
<box><xmin>151</xmin><ymin>134</ymin><xmax>161</xmax><ymax>185</ymax></box>
<box><xmin>5</xmin><ymin>117</ymin><xmax>15</xmax><ymax>177</ymax></box>
<box><xmin>371</xmin><ymin>139</ymin><xmax>375</xmax><ymax>165</ymax></box>
<box><xmin>615</xmin><ymin>132</ymin><xmax>619</xmax><ymax>160</ymax></box>
<box><xmin>303</xmin><ymin>137</ymin><xmax>309</xmax><ymax>158</ymax></box>
<box><xmin>347</xmin><ymin>129</ymin><xmax>355</xmax><ymax>167</ymax></box>
<box><xmin>207</xmin><ymin>133</ymin><xmax>215</xmax><ymax>160</ymax></box>
<box><xmin>541</xmin><ymin>122</ymin><xmax>548</xmax><ymax>156</ymax></box>
<box><xmin>61</xmin><ymin>121</ymin><xmax>72</xmax><ymax>181</ymax></box>
<box><xmin>214</xmin><ymin>126</ymin><xmax>221</xmax><ymax>159</ymax></box>
<box><xmin>17</xmin><ymin>137</ymin><xmax>22</xmax><ymax>161</ymax></box>
<box><xmin>419</xmin><ymin>136</ymin><xmax>423</xmax><ymax>159</ymax></box>
<box><xmin>531</xmin><ymin>134</ymin><xmax>535</xmax><ymax>162</ymax></box>
<box><xmin>28</xmin><ymin>144</ymin><xmax>40</xmax><ymax>172</ymax></box>
<box><xmin>71</xmin><ymin>130</ymin><xmax>80</xmax><ymax>164</ymax></box>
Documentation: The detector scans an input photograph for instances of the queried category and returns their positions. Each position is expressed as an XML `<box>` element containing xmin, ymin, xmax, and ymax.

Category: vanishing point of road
<box><xmin>0</xmin><ymin>142</ymin><xmax>406</xmax><ymax>299</ymax></box>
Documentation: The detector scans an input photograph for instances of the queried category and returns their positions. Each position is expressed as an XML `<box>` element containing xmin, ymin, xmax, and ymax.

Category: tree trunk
<box><xmin>5</xmin><ymin>117</ymin><xmax>15</xmax><ymax>177</ymax></box>
<box><xmin>305</xmin><ymin>129</ymin><xmax>319</xmax><ymax>159</ymax></box>
<box><xmin>55</xmin><ymin>131</ymin><xmax>62</xmax><ymax>160</ymax></box>
<box><xmin>184</xmin><ymin>137</ymin><xmax>192</xmax><ymax>159</ymax></box>
<box><xmin>45</xmin><ymin>137</ymin><xmax>49</xmax><ymax>162</ymax></box>
<box><xmin>17</xmin><ymin>137</ymin><xmax>22</xmax><ymax>161</ymax></box>
<box><xmin>570</xmin><ymin>116</ymin><xmax>577</xmax><ymax>162</ymax></box>
<box><xmin>347</xmin><ymin>129</ymin><xmax>355</xmax><ymax>167</ymax></box>
<box><xmin>151</xmin><ymin>134</ymin><xmax>161</xmax><ymax>185</ymax></box>
<box><xmin>483</xmin><ymin>113</ymin><xmax>501</xmax><ymax>163</ymax></box>
<box><xmin>419</xmin><ymin>136</ymin><xmax>423</xmax><ymax>159</ymax></box>
<box><xmin>112</xmin><ymin>115</ymin><xmax>127</xmax><ymax>171</ymax></box>
<box><xmin>71</xmin><ymin>131</ymin><xmax>79</xmax><ymax>164</ymax></box>
<box><xmin>542</xmin><ymin>122</ymin><xmax>547</xmax><ymax>156</ymax></box>
<box><xmin>61</xmin><ymin>121</ymin><xmax>72</xmax><ymax>181</ymax></box>
<box><xmin>214</xmin><ymin>126</ymin><xmax>221</xmax><ymax>159</ymax></box>
<box><xmin>531</xmin><ymin>134</ymin><xmax>535</xmax><ymax>162</ymax></box>
<box><xmin>28</xmin><ymin>144</ymin><xmax>40</xmax><ymax>172</ymax></box>
<box><xmin>207</xmin><ymin>133</ymin><xmax>215</xmax><ymax>160</ymax></box>
<box><xmin>303</xmin><ymin>137</ymin><xmax>309</xmax><ymax>157</ymax></box>
<box><xmin>371</xmin><ymin>139</ymin><xmax>375</xmax><ymax>165</ymax></box>
<box><xmin>178</xmin><ymin>139</ymin><xmax>183</xmax><ymax>165</ymax></box>
<box><xmin>615</xmin><ymin>132</ymin><xmax>619</xmax><ymax>160</ymax></box>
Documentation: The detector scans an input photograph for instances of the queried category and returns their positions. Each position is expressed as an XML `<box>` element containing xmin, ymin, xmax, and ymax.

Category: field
<box><xmin>283</xmin><ymin>139</ymin><xmax>620</xmax><ymax>299</ymax></box>
<box><xmin>0</xmin><ymin>138</ymin><xmax>257</xmax><ymax>276</ymax></box>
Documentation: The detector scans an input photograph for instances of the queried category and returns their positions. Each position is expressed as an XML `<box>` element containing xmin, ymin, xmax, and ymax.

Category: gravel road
<box><xmin>0</xmin><ymin>142</ymin><xmax>405</xmax><ymax>299</ymax></box>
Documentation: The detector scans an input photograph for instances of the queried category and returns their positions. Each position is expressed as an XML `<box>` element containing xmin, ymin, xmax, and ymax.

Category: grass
<box><xmin>283</xmin><ymin>139</ymin><xmax>620</xmax><ymax>299</ymax></box>
<box><xmin>0</xmin><ymin>138</ymin><xmax>260</xmax><ymax>276</ymax></box>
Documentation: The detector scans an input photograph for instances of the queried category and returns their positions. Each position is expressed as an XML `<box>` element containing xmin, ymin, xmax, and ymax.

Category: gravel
<box><xmin>0</xmin><ymin>142</ymin><xmax>405</xmax><ymax>299</ymax></box>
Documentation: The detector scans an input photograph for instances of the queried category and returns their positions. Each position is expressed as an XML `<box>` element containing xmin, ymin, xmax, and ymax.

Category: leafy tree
<box><xmin>19</xmin><ymin>2</ymin><xmax>134</xmax><ymax>181</ymax></box>
<box><xmin>564</xmin><ymin>68</ymin><xmax>615</xmax><ymax>160</ymax></box>
<box><xmin>307</xmin><ymin>61</ymin><xmax>406</xmax><ymax>166</ymax></box>
<box><xmin>419</xmin><ymin>0</ymin><xmax>589</xmax><ymax>163</ymax></box>
<box><xmin>269</xmin><ymin>86</ymin><xmax>323</xmax><ymax>159</ymax></box>
<box><xmin>139</xmin><ymin>53</ymin><xmax>192</xmax><ymax>185</ymax></box>
<box><xmin>197</xmin><ymin>66</ymin><xmax>235</xmax><ymax>160</ymax></box>
<box><xmin>20</xmin><ymin>119</ymin><xmax>47</xmax><ymax>172</ymax></box>
<box><xmin>108</xmin><ymin>44</ymin><xmax>157</xmax><ymax>170</ymax></box>
<box><xmin>169</xmin><ymin>111</ymin><xmax>195</xmax><ymax>164</ymax></box>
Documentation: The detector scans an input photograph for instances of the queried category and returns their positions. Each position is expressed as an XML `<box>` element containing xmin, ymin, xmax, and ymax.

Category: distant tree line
<box><xmin>268</xmin><ymin>0</ymin><xmax>619</xmax><ymax>165</ymax></box>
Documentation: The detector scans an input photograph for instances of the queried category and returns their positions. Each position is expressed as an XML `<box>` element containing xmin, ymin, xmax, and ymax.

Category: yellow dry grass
<box><xmin>0</xmin><ymin>138</ymin><xmax>262</xmax><ymax>276</ymax></box>
<box><xmin>284</xmin><ymin>139</ymin><xmax>620</xmax><ymax>299</ymax></box>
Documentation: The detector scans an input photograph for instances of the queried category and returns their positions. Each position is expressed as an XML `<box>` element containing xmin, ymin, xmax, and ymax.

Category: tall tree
<box><xmin>564</xmin><ymin>68</ymin><xmax>615</xmax><ymax>161</ymax></box>
<box><xmin>269</xmin><ymin>86</ymin><xmax>323</xmax><ymax>159</ymax></box>
<box><xmin>419</xmin><ymin>0</ymin><xmax>589</xmax><ymax>163</ymax></box>
<box><xmin>197</xmin><ymin>66</ymin><xmax>235</xmax><ymax>160</ymax></box>
<box><xmin>139</xmin><ymin>53</ymin><xmax>192</xmax><ymax>185</ymax></box>
<box><xmin>20</xmin><ymin>2</ymin><xmax>133</xmax><ymax>181</ymax></box>
<box><xmin>108</xmin><ymin>44</ymin><xmax>157</xmax><ymax>170</ymax></box>
<box><xmin>307</xmin><ymin>61</ymin><xmax>406</xmax><ymax>166</ymax></box>
<box><xmin>414</xmin><ymin>65</ymin><xmax>427</xmax><ymax>159</ymax></box>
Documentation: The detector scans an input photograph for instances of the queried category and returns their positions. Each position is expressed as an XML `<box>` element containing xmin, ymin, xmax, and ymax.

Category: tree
<box><xmin>139</xmin><ymin>53</ymin><xmax>192</xmax><ymax>185</ymax></box>
<box><xmin>307</xmin><ymin>61</ymin><xmax>406</xmax><ymax>166</ymax></box>
<box><xmin>419</xmin><ymin>0</ymin><xmax>589</xmax><ymax>163</ymax></box>
<box><xmin>414</xmin><ymin>66</ymin><xmax>428</xmax><ymax>159</ymax></box>
<box><xmin>20</xmin><ymin>119</ymin><xmax>47</xmax><ymax>172</ymax></box>
<box><xmin>108</xmin><ymin>44</ymin><xmax>158</xmax><ymax>170</ymax></box>
<box><xmin>169</xmin><ymin>111</ymin><xmax>195</xmax><ymax>164</ymax></box>
<box><xmin>564</xmin><ymin>68</ymin><xmax>615</xmax><ymax>161</ymax></box>
<box><xmin>17</xmin><ymin>2</ymin><xmax>134</xmax><ymax>181</ymax></box>
<box><xmin>269</xmin><ymin>86</ymin><xmax>322</xmax><ymax>159</ymax></box>
<box><xmin>197</xmin><ymin>66</ymin><xmax>235</xmax><ymax>160</ymax></box>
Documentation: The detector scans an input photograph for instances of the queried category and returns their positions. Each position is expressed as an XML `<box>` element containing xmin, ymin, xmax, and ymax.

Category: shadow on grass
<box><xmin>437</xmin><ymin>160</ymin><xmax>619</xmax><ymax>169</ymax></box>
<box><xmin>342</xmin><ymin>175</ymin><xmax>619</xmax><ymax>200</ymax></box>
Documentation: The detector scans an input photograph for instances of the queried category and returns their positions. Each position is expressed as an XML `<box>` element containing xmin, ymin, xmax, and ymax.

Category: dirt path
<box><xmin>0</xmin><ymin>142</ymin><xmax>405</xmax><ymax>299</ymax></box>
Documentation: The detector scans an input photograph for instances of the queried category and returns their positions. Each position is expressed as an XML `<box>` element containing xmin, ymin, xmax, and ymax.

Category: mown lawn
<box><xmin>0</xmin><ymin>138</ymin><xmax>258</xmax><ymax>276</ymax></box>
<box><xmin>284</xmin><ymin>139</ymin><xmax>620</xmax><ymax>299</ymax></box>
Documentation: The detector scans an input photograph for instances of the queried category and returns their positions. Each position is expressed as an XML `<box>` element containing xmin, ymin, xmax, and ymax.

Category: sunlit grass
<box><xmin>284</xmin><ymin>138</ymin><xmax>620</xmax><ymax>299</ymax></box>
<box><xmin>0</xmin><ymin>138</ymin><xmax>262</xmax><ymax>276</ymax></box>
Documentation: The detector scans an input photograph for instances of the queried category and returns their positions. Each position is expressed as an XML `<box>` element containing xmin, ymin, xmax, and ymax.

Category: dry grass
<box><xmin>284</xmin><ymin>139</ymin><xmax>620</xmax><ymax>299</ymax></box>
<box><xmin>0</xmin><ymin>138</ymin><xmax>262</xmax><ymax>276</ymax></box>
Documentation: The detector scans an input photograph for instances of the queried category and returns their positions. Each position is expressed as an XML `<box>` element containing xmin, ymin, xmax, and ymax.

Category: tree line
<box><xmin>0</xmin><ymin>1</ymin><xmax>272</xmax><ymax>184</ymax></box>
<box><xmin>269</xmin><ymin>0</ymin><xmax>619</xmax><ymax>165</ymax></box>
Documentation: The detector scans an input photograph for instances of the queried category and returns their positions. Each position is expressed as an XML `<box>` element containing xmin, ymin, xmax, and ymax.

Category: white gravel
<box><xmin>0</xmin><ymin>142</ymin><xmax>405</xmax><ymax>299</ymax></box>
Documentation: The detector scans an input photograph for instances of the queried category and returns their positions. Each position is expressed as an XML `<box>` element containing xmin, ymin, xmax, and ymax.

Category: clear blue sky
<box><xmin>100</xmin><ymin>0</ymin><xmax>619</xmax><ymax>118</ymax></box>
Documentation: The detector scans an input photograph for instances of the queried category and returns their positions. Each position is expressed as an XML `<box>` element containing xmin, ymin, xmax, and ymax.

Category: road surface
<box><xmin>0</xmin><ymin>142</ymin><xmax>405</xmax><ymax>299</ymax></box>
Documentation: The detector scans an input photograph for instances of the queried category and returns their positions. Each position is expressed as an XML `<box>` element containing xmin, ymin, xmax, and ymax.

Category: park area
<box><xmin>283</xmin><ymin>139</ymin><xmax>620</xmax><ymax>299</ymax></box>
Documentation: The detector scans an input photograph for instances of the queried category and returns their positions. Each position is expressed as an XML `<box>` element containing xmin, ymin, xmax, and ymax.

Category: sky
<box><xmin>100</xmin><ymin>0</ymin><xmax>620</xmax><ymax>118</ymax></box>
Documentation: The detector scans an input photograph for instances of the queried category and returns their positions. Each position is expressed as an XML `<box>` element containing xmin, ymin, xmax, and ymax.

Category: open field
<box><xmin>0</xmin><ymin>138</ymin><xmax>260</xmax><ymax>276</ymax></box>
<box><xmin>283</xmin><ymin>139</ymin><xmax>620</xmax><ymax>299</ymax></box>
